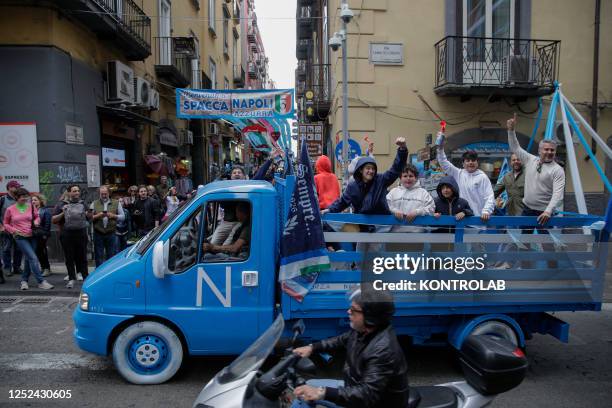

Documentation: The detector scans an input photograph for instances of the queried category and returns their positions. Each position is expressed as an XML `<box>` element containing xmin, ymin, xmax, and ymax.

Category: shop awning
<box><xmin>97</xmin><ymin>105</ymin><xmax>158</xmax><ymax>125</ymax></box>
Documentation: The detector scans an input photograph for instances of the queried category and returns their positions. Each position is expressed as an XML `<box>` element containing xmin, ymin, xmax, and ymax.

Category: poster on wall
<box><xmin>0</xmin><ymin>123</ymin><xmax>40</xmax><ymax>193</ymax></box>
<box><xmin>86</xmin><ymin>154</ymin><xmax>101</xmax><ymax>188</ymax></box>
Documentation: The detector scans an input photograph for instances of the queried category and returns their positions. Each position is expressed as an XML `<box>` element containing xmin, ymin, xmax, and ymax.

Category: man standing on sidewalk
<box><xmin>52</xmin><ymin>185</ymin><xmax>89</xmax><ymax>288</ymax></box>
<box><xmin>90</xmin><ymin>186</ymin><xmax>125</xmax><ymax>267</ymax></box>
<box><xmin>0</xmin><ymin>180</ymin><xmax>24</xmax><ymax>280</ymax></box>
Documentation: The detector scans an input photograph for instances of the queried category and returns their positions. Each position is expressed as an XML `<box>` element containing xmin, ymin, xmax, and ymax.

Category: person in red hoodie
<box><xmin>314</xmin><ymin>155</ymin><xmax>340</xmax><ymax>210</ymax></box>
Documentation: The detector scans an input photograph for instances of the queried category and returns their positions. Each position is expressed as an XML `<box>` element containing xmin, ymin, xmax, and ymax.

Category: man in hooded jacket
<box><xmin>314</xmin><ymin>155</ymin><xmax>340</xmax><ymax>210</ymax></box>
<box><xmin>325</xmin><ymin>137</ymin><xmax>408</xmax><ymax>215</ymax></box>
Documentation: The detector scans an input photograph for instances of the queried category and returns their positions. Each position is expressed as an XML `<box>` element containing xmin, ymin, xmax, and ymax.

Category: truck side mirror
<box><xmin>152</xmin><ymin>240</ymin><xmax>169</xmax><ymax>279</ymax></box>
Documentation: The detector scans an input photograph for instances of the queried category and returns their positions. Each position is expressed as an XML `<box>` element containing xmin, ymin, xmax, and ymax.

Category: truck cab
<box><xmin>74</xmin><ymin>181</ymin><xmax>278</xmax><ymax>384</ymax></box>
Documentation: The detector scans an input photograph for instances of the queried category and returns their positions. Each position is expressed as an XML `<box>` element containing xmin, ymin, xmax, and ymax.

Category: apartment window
<box><xmin>209</xmin><ymin>58</ymin><xmax>217</xmax><ymax>89</ymax></box>
<box><xmin>159</xmin><ymin>0</ymin><xmax>172</xmax><ymax>65</ymax></box>
<box><xmin>208</xmin><ymin>0</ymin><xmax>216</xmax><ymax>35</ymax></box>
<box><xmin>233</xmin><ymin>0</ymin><xmax>241</xmax><ymax>22</ymax></box>
<box><xmin>191</xmin><ymin>34</ymin><xmax>201</xmax><ymax>88</ymax></box>
<box><xmin>224</xmin><ymin>77</ymin><xmax>230</xmax><ymax>90</ymax></box>
<box><xmin>223</xmin><ymin>5</ymin><xmax>230</xmax><ymax>57</ymax></box>
<box><xmin>232</xmin><ymin>29</ymin><xmax>239</xmax><ymax>65</ymax></box>
<box><xmin>463</xmin><ymin>0</ymin><xmax>515</xmax><ymax>61</ymax></box>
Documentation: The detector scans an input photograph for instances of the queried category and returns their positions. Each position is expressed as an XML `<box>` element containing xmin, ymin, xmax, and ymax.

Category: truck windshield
<box><xmin>135</xmin><ymin>195</ymin><xmax>196</xmax><ymax>255</ymax></box>
<box><xmin>217</xmin><ymin>314</ymin><xmax>284</xmax><ymax>384</ymax></box>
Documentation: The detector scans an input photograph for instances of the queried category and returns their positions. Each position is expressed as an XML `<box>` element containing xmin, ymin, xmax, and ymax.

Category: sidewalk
<box><xmin>0</xmin><ymin>263</ymin><xmax>95</xmax><ymax>297</ymax></box>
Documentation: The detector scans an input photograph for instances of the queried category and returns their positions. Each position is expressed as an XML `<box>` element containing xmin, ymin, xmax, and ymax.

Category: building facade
<box><xmin>0</xmin><ymin>0</ymin><xmax>255</xmax><ymax>202</ymax></box>
<box><xmin>297</xmin><ymin>0</ymin><xmax>612</xmax><ymax>214</ymax></box>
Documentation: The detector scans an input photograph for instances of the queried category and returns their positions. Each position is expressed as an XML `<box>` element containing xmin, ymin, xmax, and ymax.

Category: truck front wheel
<box><xmin>112</xmin><ymin>321</ymin><xmax>184</xmax><ymax>384</ymax></box>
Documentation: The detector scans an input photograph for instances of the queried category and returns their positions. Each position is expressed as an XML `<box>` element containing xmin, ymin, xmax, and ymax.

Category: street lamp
<box><xmin>329</xmin><ymin>1</ymin><xmax>353</xmax><ymax>188</ymax></box>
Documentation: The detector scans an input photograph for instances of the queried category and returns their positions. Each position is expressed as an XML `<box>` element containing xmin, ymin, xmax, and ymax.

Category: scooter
<box><xmin>193</xmin><ymin>315</ymin><xmax>528</xmax><ymax>408</ymax></box>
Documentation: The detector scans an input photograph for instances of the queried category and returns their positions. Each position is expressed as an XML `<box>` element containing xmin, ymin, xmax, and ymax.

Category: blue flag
<box><xmin>495</xmin><ymin>158</ymin><xmax>510</xmax><ymax>204</ymax></box>
<box><xmin>279</xmin><ymin>138</ymin><xmax>330</xmax><ymax>301</ymax></box>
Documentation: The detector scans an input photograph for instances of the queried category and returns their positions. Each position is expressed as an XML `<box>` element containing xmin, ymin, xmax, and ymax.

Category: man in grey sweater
<box><xmin>507</xmin><ymin>114</ymin><xmax>565</xmax><ymax>224</ymax></box>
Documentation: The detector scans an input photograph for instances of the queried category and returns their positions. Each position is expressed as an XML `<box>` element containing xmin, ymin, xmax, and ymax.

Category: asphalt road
<box><xmin>0</xmin><ymin>296</ymin><xmax>611</xmax><ymax>408</ymax></box>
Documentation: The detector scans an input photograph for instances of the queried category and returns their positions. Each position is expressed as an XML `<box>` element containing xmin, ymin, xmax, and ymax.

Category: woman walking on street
<box><xmin>52</xmin><ymin>185</ymin><xmax>89</xmax><ymax>288</ymax></box>
<box><xmin>3</xmin><ymin>188</ymin><xmax>53</xmax><ymax>290</ymax></box>
<box><xmin>31</xmin><ymin>194</ymin><xmax>52</xmax><ymax>277</ymax></box>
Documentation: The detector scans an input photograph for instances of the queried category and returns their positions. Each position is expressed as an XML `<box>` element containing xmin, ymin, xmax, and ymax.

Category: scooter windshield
<box><xmin>217</xmin><ymin>314</ymin><xmax>285</xmax><ymax>384</ymax></box>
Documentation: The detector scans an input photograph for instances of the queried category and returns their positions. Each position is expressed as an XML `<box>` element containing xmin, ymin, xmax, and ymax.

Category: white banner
<box><xmin>0</xmin><ymin>123</ymin><xmax>40</xmax><ymax>193</ymax></box>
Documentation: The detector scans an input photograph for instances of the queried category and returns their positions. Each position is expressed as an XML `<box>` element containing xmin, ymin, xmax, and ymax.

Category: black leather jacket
<box><xmin>312</xmin><ymin>325</ymin><xmax>409</xmax><ymax>408</ymax></box>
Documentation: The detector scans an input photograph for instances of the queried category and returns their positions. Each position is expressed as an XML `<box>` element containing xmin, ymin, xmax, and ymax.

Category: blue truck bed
<box><xmin>274</xmin><ymin>177</ymin><xmax>610</xmax><ymax>347</ymax></box>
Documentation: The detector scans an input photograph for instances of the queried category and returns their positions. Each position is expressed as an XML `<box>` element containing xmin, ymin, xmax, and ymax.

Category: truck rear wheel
<box><xmin>470</xmin><ymin>320</ymin><xmax>519</xmax><ymax>346</ymax></box>
<box><xmin>112</xmin><ymin>321</ymin><xmax>183</xmax><ymax>384</ymax></box>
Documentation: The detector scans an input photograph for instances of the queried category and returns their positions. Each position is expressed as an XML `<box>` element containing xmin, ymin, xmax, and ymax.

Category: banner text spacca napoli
<box><xmin>176</xmin><ymin>88</ymin><xmax>294</xmax><ymax>119</ymax></box>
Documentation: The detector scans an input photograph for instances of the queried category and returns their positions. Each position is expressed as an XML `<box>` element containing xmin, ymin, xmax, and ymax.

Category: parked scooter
<box><xmin>193</xmin><ymin>315</ymin><xmax>528</xmax><ymax>408</ymax></box>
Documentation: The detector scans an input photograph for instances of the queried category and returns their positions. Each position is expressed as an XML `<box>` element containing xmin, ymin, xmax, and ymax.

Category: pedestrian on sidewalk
<box><xmin>31</xmin><ymin>194</ymin><xmax>52</xmax><ymax>277</ymax></box>
<box><xmin>115</xmin><ymin>197</ymin><xmax>131</xmax><ymax>252</ymax></box>
<box><xmin>90</xmin><ymin>185</ymin><xmax>125</xmax><ymax>267</ymax></box>
<box><xmin>52</xmin><ymin>185</ymin><xmax>89</xmax><ymax>288</ymax></box>
<box><xmin>162</xmin><ymin>186</ymin><xmax>180</xmax><ymax>221</ymax></box>
<box><xmin>3</xmin><ymin>188</ymin><xmax>53</xmax><ymax>290</ymax></box>
<box><xmin>133</xmin><ymin>186</ymin><xmax>160</xmax><ymax>237</ymax></box>
<box><xmin>0</xmin><ymin>180</ymin><xmax>24</xmax><ymax>279</ymax></box>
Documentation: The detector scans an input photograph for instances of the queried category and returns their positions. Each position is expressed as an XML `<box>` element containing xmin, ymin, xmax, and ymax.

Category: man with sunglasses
<box><xmin>507</xmin><ymin>114</ymin><xmax>565</xmax><ymax>225</ymax></box>
<box><xmin>292</xmin><ymin>289</ymin><xmax>409</xmax><ymax>408</ymax></box>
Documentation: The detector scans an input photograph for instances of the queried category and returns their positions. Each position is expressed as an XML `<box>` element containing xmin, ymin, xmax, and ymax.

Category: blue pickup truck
<box><xmin>73</xmin><ymin>177</ymin><xmax>610</xmax><ymax>384</ymax></box>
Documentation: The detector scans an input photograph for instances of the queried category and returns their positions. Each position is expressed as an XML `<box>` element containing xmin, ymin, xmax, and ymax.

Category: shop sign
<box><xmin>176</xmin><ymin>88</ymin><xmax>295</xmax><ymax>119</ymax></box>
<box><xmin>102</xmin><ymin>147</ymin><xmax>126</xmax><ymax>167</ymax></box>
<box><xmin>0</xmin><ymin>123</ymin><xmax>40</xmax><ymax>193</ymax></box>
<box><xmin>86</xmin><ymin>154</ymin><xmax>101</xmax><ymax>188</ymax></box>
<box><xmin>369</xmin><ymin>42</ymin><xmax>403</xmax><ymax>65</ymax></box>
<box><xmin>159</xmin><ymin>131</ymin><xmax>178</xmax><ymax>147</ymax></box>
<box><xmin>65</xmin><ymin>122</ymin><xmax>84</xmax><ymax>145</ymax></box>
<box><xmin>455</xmin><ymin>142</ymin><xmax>509</xmax><ymax>154</ymax></box>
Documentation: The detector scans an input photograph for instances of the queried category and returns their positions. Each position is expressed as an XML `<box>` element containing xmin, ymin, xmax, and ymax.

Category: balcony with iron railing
<box><xmin>53</xmin><ymin>0</ymin><xmax>151</xmax><ymax>60</ymax></box>
<box><xmin>434</xmin><ymin>36</ymin><xmax>560</xmax><ymax>97</ymax></box>
<box><xmin>296</xmin><ymin>39</ymin><xmax>312</xmax><ymax>60</ymax></box>
<box><xmin>233</xmin><ymin>64</ymin><xmax>245</xmax><ymax>88</ymax></box>
<box><xmin>154</xmin><ymin>37</ymin><xmax>194</xmax><ymax>88</ymax></box>
<box><xmin>247</xmin><ymin>62</ymin><xmax>258</xmax><ymax>79</ymax></box>
<box><xmin>297</xmin><ymin>5</ymin><xmax>314</xmax><ymax>40</ymax></box>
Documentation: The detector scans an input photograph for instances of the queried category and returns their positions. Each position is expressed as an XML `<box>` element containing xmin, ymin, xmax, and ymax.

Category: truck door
<box><xmin>146</xmin><ymin>194</ymin><xmax>263</xmax><ymax>354</ymax></box>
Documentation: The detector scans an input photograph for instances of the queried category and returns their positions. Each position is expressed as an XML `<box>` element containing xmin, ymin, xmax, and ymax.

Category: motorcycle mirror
<box><xmin>295</xmin><ymin>357</ymin><xmax>317</xmax><ymax>376</ymax></box>
<box><xmin>292</xmin><ymin>319</ymin><xmax>305</xmax><ymax>337</ymax></box>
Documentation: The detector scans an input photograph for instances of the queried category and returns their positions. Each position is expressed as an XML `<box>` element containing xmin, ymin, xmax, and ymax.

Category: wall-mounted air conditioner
<box><xmin>149</xmin><ymin>89</ymin><xmax>160</xmax><ymax>110</ymax></box>
<box><xmin>181</xmin><ymin>129</ymin><xmax>194</xmax><ymax>145</ymax></box>
<box><xmin>133</xmin><ymin>77</ymin><xmax>151</xmax><ymax>106</ymax></box>
<box><xmin>107</xmin><ymin>60</ymin><xmax>134</xmax><ymax>104</ymax></box>
<box><xmin>503</xmin><ymin>55</ymin><xmax>537</xmax><ymax>84</ymax></box>
<box><xmin>209</xmin><ymin>122</ymin><xmax>219</xmax><ymax>135</ymax></box>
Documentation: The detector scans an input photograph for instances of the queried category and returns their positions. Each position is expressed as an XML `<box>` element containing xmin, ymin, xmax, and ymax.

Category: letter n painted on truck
<box><xmin>196</xmin><ymin>266</ymin><xmax>231</xmax><ymax>307</ymax></box>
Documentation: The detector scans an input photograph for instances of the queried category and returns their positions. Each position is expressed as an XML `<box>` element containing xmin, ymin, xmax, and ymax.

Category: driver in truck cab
<box><xmin>292</xmin><ymin>289</ymin><xmax>409</xmax><ymax>408</ymax></box>
<box><xmin>202</xmin><ymin>202</ymin><xmax>250</xmax><ymax>260</ymax></box>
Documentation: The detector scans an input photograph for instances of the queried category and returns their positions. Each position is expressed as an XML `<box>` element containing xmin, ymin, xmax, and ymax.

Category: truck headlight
<box><xmin>79</xmin><ymin>292</ymin><xmax>89</xmax><ymax>311</ymax></box>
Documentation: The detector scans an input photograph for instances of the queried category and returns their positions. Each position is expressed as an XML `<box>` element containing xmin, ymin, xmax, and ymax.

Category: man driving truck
<box><xmin>202</xmin><ymin>202</ymin><xmax>251</xmax><ymax>260</ymax></box>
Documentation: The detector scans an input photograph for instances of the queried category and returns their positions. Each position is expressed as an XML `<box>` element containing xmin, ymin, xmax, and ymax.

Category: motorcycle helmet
<box><xmin>350</xmin><ymin>288</ymin><xmax>395</xmax><ymax>328</ymax></box>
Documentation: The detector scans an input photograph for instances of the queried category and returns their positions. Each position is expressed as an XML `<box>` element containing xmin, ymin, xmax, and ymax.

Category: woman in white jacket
<box><xmin>386</xmin><ymin>164</ymin><xmax>435</xmax><ymax>233</ymax></box>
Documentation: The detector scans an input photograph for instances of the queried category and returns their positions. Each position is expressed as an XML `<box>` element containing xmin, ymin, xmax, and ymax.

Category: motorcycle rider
<box><xmin>292</xmin><ymin>289</ymin><xmax>409</xmax><ymax>408</ymax></box>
